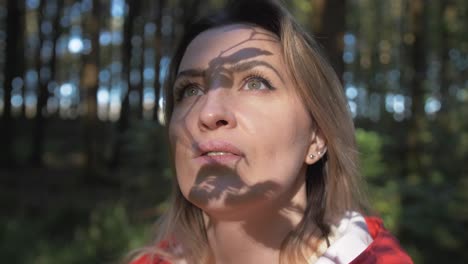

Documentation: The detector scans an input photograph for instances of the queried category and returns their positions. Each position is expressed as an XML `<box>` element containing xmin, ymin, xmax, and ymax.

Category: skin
<box><xmin>168</xmin><ymin>24</ymin><xmax>326</xmax><ymax>264</ymax></box>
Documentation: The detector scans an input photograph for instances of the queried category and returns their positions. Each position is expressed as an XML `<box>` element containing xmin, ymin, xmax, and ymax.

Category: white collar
<box><xmin>314</xmin><ymin>211</ymin><xmax>373</xmax><ymax>264</ymax></box>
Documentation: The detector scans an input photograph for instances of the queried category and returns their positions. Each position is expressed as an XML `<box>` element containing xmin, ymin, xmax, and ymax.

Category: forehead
<box><xmin>178</xmin><ymin>24</ymin><xmax>283</xmax><ymax>73</ymax></box>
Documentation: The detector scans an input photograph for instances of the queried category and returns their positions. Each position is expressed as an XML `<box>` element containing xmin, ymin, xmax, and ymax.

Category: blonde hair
<box><xmin>130</xmin><ymin>0</ymin><xmax>369</xmax><ymax>263</ymax></box>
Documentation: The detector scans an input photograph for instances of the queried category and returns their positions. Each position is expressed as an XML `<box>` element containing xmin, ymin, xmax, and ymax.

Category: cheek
<box><xmin>173</xmin><ymin>149</ymin><xmax>197</xmax><ymax>201</ymax></box>
<box><xmin>168</xmin><ymin>118</ymin><xmax>196</xmax><ymax>197</ymax></box>
<box><xmin>242</xmin><ymin>98</ymin><xmax>312</xmax><ymax>149</ymax></box>
<box><xmin>168</xmin><ymin>119</ymin><xmax>181</xmax><ymax>161</ymax></box>
<box><xmin>241</xmin><ymin>99</ymin><xmax>312</xmax><ymax>181</ymax></box>
<box><xmin>168</xmin><ymin>105</ymin><xmax>197</xmax><ymax>151</ymax></box>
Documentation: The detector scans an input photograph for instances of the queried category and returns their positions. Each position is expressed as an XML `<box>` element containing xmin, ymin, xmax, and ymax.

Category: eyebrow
<box><xmin>176</xmin><ymin>68</ymin><xmax>204</xmax><ymax>79</ymax></box>
<box><xmin>176</xmin><ymin>60</ymin><xmax>285</xmax><ymax>84</ymax></box>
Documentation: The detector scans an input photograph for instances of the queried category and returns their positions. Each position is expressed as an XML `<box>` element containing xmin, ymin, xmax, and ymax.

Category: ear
<box><xmin>304</xmin><ymin>128</ymin><xmax>327</xmax><ymax>165</ymax></box>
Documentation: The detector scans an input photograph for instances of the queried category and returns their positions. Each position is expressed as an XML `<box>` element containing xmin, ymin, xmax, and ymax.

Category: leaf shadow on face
<box><xmin>187</xmin><ymin>161</ymin><xmax>307</xmax><ymax>250</ymax></box>
<box><xmin>173</xmin><ymin>27</ymin><xmax>286</xmax><ymax>154</ymax></box>
<box><xmin>188</xmin><ymin>161</ymin><xmax>278</xmax><ymax>208</ymax></box>
<box><xmin>171</xmin><ymin>27</ymin><xmax>307</xmax><ymax>250</ymax></box>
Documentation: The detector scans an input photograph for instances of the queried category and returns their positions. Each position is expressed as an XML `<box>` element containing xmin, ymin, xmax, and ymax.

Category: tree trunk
<box><xmin>31</xmin><ymin>0</ymin><xmax>45</xmax><ymax>167</ymax></box>
<box><xmin>81</xmin><ymin>0</ymin><xmax>101</xmax><ymax>178</ymax></box>
<box><xmin>153</xmin><ymin>0</ymin><xmax>165</xmax><ymax>119</ymax></box>
<box><xmin>182</xmin><ymin>0</ymin><xmax>201</xmax><ymax>29</ymax></box>
<box><xmin>316</xmin><ymin>0</ymin><xmax>346</xmax><ymax>80</ymax></box>
<box><xmin>399</xmin><ymin>0</ymin><xmax>428</xmax><ymax>245</ymax></box>
<box><xmin>110</xmin><ymin>0</ymin><xmax>140</xmax><ymax>168</ymax></box>
<box><xmin>406</xmin><ymin>0</ymin><xmax>427</xmax><ymax>179</ymax></box>
<box><xmin>31</xmin><ymin>0</ymin><xmax>63</xmax><ymax>167</ymax></box>
<box><xmin>137</xmin><ymin>1</ymin><xmax>145</xmax><ymax>120</ymax></box>
<box><xmin>1</xmin><ymin>0</ymin><xmax>24</xmax><ymax>168</ymax></box>
<box><xmin>438</xmin><ymin>0</ymin><xmax>449</xmax><ymax>114</ymax></box>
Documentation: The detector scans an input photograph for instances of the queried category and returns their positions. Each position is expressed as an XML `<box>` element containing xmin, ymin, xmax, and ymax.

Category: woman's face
<box><xmin>168</xmin><ymin>24</ymin><xmax>320</xmax><ymax>218</ymax></box>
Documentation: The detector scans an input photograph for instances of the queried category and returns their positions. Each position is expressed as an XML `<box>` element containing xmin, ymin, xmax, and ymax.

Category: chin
<box><xmin>187</xmin><ymin>185</ymin><xmax>279</xmax><ymax>221</ymax></box>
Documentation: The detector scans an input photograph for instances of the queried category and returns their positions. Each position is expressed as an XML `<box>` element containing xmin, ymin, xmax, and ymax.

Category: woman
<box><xmin>130</xmin><ymin>0</ymin><xmax>413</xmax><ymax>263</ymax></box>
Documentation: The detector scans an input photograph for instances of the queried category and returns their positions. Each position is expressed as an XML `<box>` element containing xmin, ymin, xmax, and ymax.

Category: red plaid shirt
<box><xmin>131</xmin><ymin>217</ymin><xmax>413</xmax><ymax>264</ymax></box>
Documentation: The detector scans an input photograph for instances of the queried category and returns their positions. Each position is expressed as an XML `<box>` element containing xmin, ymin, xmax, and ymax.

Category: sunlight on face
<box><xmin>168</xmin><ymin>24</ymin><xmax>315</xmax><ymax>219</ymax></box>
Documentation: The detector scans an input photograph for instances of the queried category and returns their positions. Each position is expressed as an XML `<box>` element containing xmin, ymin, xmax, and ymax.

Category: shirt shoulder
<box><xmin>349</xmin><ymin>217</ymin><xmax>413</xmax><ymax>264</ymax></box>
<box><xmin>129</xmin><ymin>241</ymin><xmax>174</xmax><ymax>264</ymax></box>
<box><xmin>130</xmin><ymin>254</ymin><xmax>171</xmax><ymax>264</ymax></box>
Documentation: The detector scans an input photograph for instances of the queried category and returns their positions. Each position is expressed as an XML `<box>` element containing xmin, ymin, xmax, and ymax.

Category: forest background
<box><xmin>0</xmin><ymin>0</ymin><xmax>467</xmax><ymax>263</ymax></box>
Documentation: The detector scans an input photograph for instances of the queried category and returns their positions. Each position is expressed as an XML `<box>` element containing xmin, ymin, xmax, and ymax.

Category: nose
<box><xmin>198</xmin><ymin>90</ymin><xmax>236</xmax><ymax>131</ymax></box>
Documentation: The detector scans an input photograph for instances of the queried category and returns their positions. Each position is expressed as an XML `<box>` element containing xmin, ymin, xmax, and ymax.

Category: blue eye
<box><xmin>182</xmin><ymin>86</ymin><xmax>204</xmax><ymax>98</ymax></box>
<box><xmin>174</xmin><ymin>81</ymin><xmax>204</xmax><ymax>102</ymax></box>
<box><xmin>244</xmin><ymin>77</ymin><xmax>270</xmax><ymax>90</ymax></box>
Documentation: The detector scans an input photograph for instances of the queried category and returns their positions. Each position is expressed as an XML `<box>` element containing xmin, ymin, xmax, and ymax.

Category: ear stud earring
<box><xmin>309</xmin><ymin>149</ymin><xmax>327</xmax><ymax>160</ymax></box>
<box><xmin>318</xmin><ymin>148</ymin><xmax>327</xmax><ymax>156</ymax></box>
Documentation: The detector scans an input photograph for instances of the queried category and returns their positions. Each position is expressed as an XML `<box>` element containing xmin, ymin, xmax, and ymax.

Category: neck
<box><xmin>205</xmin><ymin>183</ymin><xmax>307</xmax><ymax>264</ymax></box>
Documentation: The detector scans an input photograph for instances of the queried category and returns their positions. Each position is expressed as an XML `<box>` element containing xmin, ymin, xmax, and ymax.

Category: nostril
<box><xmin>216</xmin><ymin>120</ymin><xmax>228</xmax><ymax>126</ymax></box>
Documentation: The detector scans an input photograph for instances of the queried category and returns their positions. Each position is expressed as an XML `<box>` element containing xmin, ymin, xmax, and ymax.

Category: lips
<box><xmin>194</xmin><ymin>140</ymin><xmax>244</xmax><ymax>165</ymax></box>
<box><xmin>196</xmin><ymin>141</ymin><xmax>244</xmax><ymax>157</ymax></box>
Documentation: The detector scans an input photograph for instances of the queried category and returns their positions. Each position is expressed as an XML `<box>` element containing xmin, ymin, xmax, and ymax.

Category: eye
<box><xmin>174</xmin><ymin>81</ymin><xmax>204</xmax><ymax>102</ymax></box>
<box><xmin>244</xmin><ymin>77</ymin><xmax>271</xmax><ymax>91</ymax></box>
<box><xmin>182</xmin><ymin>85</ymin><xmax>204</xmax><ymax>98</ymax></box>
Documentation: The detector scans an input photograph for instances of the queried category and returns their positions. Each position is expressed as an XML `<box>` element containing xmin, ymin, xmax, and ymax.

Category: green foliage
<box><xmin>1</xmin><ymin>202</ymin><xmax>152</xmax><ymax>264</ymax></box>
<box><xmin>356</xmin><ymin>128</ymin><xmax>401</xmax><ymax>231</ymax></box>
